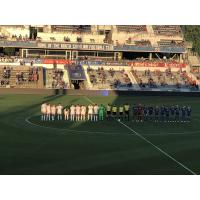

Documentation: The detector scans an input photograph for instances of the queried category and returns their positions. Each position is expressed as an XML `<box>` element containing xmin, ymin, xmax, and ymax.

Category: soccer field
<box><xmin>0</xmin><ymin>94</ymin><xmax>200</xmax><ymax>175</ymax></box>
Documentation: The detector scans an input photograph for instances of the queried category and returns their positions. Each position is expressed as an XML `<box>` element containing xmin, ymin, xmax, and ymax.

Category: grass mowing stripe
<box><xmin>84</xmin><ymin>95</ymin><xmax>197</xmax><ymax>175</ymax></box>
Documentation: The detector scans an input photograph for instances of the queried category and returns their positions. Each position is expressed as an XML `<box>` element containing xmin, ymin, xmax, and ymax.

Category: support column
<box><xmin>149</xmin><ymin>52</ymin><xmax>152</xmax><ymax>60</ymax></box>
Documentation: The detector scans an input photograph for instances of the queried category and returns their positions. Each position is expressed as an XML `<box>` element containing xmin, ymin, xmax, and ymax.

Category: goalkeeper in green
<box><xmin>98</xmin><ymin>104</ymin><xmax>105</xmax><ymax>121</ymax></box>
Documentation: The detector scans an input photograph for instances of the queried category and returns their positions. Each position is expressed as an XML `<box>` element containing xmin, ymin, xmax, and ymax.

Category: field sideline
<box><xmin>0</xmin><ymin>94</ymin><xmax>200</xmax><ymax>175</ymax></box>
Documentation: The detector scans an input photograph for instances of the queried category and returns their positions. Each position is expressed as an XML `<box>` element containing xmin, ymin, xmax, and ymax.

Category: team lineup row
<box><xmin>40</xmin><ymin>103</ymin><xmax>192</xmax><ymax>122</ymax></box>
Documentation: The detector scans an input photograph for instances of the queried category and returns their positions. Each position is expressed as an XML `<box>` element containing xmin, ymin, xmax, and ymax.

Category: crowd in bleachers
<box><xmin>52</xmin><ymin>69</ymin><xmax>65</xmax><ymax>89</ymax></box>
<box><xmin>0</xmin><ymin>66</ymin><xmax>11</xmax><ymax>87</ymax></box>
<box><xmin>153</xmin><ymin>25</ymin><xmax>182</xmax><ymax>36</ymax></box>
<box><xmin>132</xmin><ymin>68</ymin><xmax>198</xmax><ymax>90</ymax></box>
<box><xmin>87</xmin><ymin>67</ymin><xmax>132</xmax><ymax>89</ymax></box>
<box><xmin>116</xmin><ymin>25</ymin><xmax>147</xmax><ymax>33</ymax></box>
<box><xmin>16</xmin><ymin>67</ymin><xmax>39</xmax><ymax>85</ymax></box>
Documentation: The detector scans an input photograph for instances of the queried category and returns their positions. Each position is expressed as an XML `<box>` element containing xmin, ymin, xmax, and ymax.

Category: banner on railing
<box><xmin>42</xmin><ymin>59</ymin><xmax>75</xmax><ymax>64</ymax></box>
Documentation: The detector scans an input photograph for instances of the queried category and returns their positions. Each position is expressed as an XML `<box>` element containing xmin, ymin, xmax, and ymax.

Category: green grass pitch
<box><xmin>0</xmin><ymin>94</ymin><xmax>200</xmax><ymax>175</ymax></box>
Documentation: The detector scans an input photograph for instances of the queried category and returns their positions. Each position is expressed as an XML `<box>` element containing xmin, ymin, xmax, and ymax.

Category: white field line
<box><xmin>85</xmin><ymin>96</ymin><xmax>197</xmax><ymax>175</ymax></box>
<box><xmin>119</xmin><ymin>120</ymin><xmax>197</xmax><ymax>175</ymax></box>
<box><xmin>25</xmin><ymin>116</ymin><xmax>121</xmax><ymax>135</ymax></box>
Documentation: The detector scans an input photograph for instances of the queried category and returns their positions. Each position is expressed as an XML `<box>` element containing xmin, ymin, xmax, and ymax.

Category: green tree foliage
<box><xmin>182</xmin><ymin>25</ymin><xmax>200</xmax><ymax>55</ymax></box>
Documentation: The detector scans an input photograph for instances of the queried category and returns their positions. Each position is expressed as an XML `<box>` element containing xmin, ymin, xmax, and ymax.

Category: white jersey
<box><xmin>46</xmin><ymin>105</ymin><xmax>51</xmax><ymax>114</ymax></box>
<box><xmin>88</xmin><ymin>105</ymin><xmax>94</xmax><ymax>114</ymax></box>
<box><xmin>70</xmin><ymin>106</ymin><xmax>76</xmax><ymax>114</ymax></box>
<box><xmin>76</xmin><ymin>106</ymin><xmax>81</xmax><ymax>115</ymax></box>
<box><xmin>57</xmin><ymin>105</ymin><xmax>63</xmax><ymax>115</ymax></box>
<box><xmin>41</xmin><ymin>103</ymin><xmax>47</xmax><ymax>114</ymax></box>
<box><xmin>64</xmin><ymin>109</ymin><xmax>69</xmax><ymax>115</ymax></box>
<box><xmin>93</xmin><ymin>105</ymin><xmax>99</xmax><ymax>114</ymax></box>
<box><xmin>51</xmin><ymin>106</ymin><xmax>56</xmax><ymax>115</ymax></box>
<box><xmin>81</xmin><ymin>106</ymin><xmax>86</xmax><ymax>115</ymax></box>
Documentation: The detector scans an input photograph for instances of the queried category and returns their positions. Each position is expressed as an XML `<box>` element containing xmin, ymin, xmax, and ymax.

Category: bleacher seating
<box><xmin>0</xmin><ymin>65</ymin><xmax>43</xmax><ymax>88</ymax></box>
<box><xmin>87</xmin><ymin>67</ymin><xmax>132</xmax><ymax>89</ymax></box>
<box><xmin>45</xmin><ymin>68</ymin><xmax>66</xmax><ymax>89</ymax></box>
<box><xmin>132</xmin><ymin>68</ymin><xmax>198</xmax><ymax>90</ymax></box>
<box><xmin>153</xmin><ymin>25</ymin><xmax>182</xmax><ymax>36</ymax></box>
<box><xmin>116</xmin><ymin>25</ymin><xmax>147</xmax><ymax>33</ymax></box>
<box><xmin>51</xmin><ymin>25</ymin><xmax>91</xmax><ymax>33</ymax></box>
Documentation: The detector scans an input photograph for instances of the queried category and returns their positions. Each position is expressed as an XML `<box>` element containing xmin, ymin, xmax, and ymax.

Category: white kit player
<box><xmin>93</xmin><ymin>104</ymin><xmax>99</xmax><ymax>122</ymax></box>
<box><xmin>70</xmin><ymin>105</ymin><xmax>76</xmax><ymax>121</ymax></box>
<box><xmin>64</xmin><ymin>107</ymin><xmax>69</xmax><ymax>121</ymax></box>
<box><xmin>57</xmin><ymin>103</ymin><xmax>63</xmax><ymax>120</ymax></box>
<box><xmin>81</xmin><ymin>105</ymin><xmax>86</xmax><ymax>121</ymax></box>
<box><xmin>51</xmin><ymin>104</ymin><xmax>56</xmax><ymax>121</ymax></box>
<box><xmin>41</xmin><ymin>103</ymin><xmax>47</xmax><ymax>121</ymax></box>
<box><xmin>88</xmin><ymin>104</ymin><xmax>94</xmax><ymax>121</ymax></box>
<box><xmin>46</xmin><ymin>103</ymin><xmax>51</xmax><ymax>121</ymax></box>
<box><xmin>76</xmin><ymin>104</ymin><xmax>81</xmax><ymax>121</ymax></box>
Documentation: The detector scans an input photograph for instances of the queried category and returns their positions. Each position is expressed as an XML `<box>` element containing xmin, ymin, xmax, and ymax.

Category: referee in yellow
<box><xmin>124</xmin><ymin>102</ymin><xmax>130</xmax><ymax>121</ymax></box>
<box><xmin>119</xmin><ymin>105</ymin><xmax>124</xmax><ymax>121</ymax></box>
<box><xmin>112</xmin><ymin>104</ymin><xmax>117</xmax><ymax>120</ymax></box>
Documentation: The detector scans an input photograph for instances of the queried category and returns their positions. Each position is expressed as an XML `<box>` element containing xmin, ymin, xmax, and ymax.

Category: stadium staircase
<box><xmin>82</xmin><ymin>64</ymin><xmax>93</xmax><ymax>89</ymax></box>
<box><xmin>125</xmin><ymin>70</ymin><xmax>140</xmax><ymax>90</ymax></box>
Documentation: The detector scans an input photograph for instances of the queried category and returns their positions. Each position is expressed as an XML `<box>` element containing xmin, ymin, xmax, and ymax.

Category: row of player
<box><xmin>40</xmin><ymin>103</ymin><xmax>192</xmax><ymax>122</ymax></box>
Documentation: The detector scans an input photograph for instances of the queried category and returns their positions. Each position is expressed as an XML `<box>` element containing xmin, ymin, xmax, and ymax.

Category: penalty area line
<box><xmin>118</xmin><ymin>120</ymin><xmax>197</xmax><ymax>175</ymax></box>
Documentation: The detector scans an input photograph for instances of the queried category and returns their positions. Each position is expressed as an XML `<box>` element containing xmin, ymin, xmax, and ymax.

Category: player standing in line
<box><xmin>93</xmin><ymin>104</ymin><xmax>99</xmax><ymax>122</ymax></box>
<box><xmin>81</xmin><ymin>105</ymin><xmax>86</xmax><ymax>121</ymax></box>
<box><xmin>160</xmin><ymin>105</ymin><xmax>165</xmax><ymax>122</ymax></box>
<box><xmin>112</xmin><ymin>104</ymin><xmax>117</xmax><ymax>120</ymax></box>
<box><xmin>119</xmin><ymin>105</ymin><xmax>124</xmax><ymax>121</ymax></box>
<box><xmin>143</xmin><ymin>105</ymin><xmax>148</xmax><ymax>121</ymax></box>
<box><xmin>98</xmin><ymin>104</ymin><xmax>105</xmax><ymax>121</ymax></box>
<box><xmin>170</xmin><ymin>105</ymin><xmax>175</xmax><ymax>122</ymax></box>
<box><xmin>181</xmin><ymin>106</ymin><xmax>186</xmax><ymax>122</ymax></box>
<box><xmin>88</xmin><ymin>104</ymin><xmax>94</xmax><ymax>121</ymax></box>
<box><xmin>76</xmin><ymin>104</ymin><xmax>81</xmax><ymax>121</ymax></box>
<box><xmin>64</xmin><ymin>107</ymin><xmax>70</xmax><ymax>121</ymax></box>
<box><xmin>137</xmin><ymin>104</ymin><xmax>143</xmax><ymax>122</ymax></box>
<box><xmin>148</xmin><ymin>106</ymin><xmax>153</xmax><ymax>121</ymax></box>
<box><xmin>57</xmin><ymin>103</ymin><xmax>63</xmax><ymax>120</ymax></box>
<box><xmin>51</xmin><ymin>104</ymin><xmax>56</xmax><ymax>121</ymax></box>
<box><xmin>41</xmin><ymin>102</ymin><xmax>47</xmax><ymax>121</ymax></box>
<box><xmin>46</xmin><ymin>103</ymin><xmax>51</xmax><ymax>121</ymax></box>
<box><xmin>165</xmin><ymin>106</ymin><xmax>170</xmax><ymax>122</ymax></box>
<box><xmin>106</xmin><ymin>103</ymin><xmax>111</xmax><ymax>120</ymax></box>
<box><xmin>175</xmin><ymin>105</ymin><xmax>180</xmax><ymax>122</ymax></box>
<box><xmin>70</xmin><ymin>104</ymin><xmax>76</xmax><ymax>121</ymax></box>
<box><xmin>154</xmin><ymin>106</ymin><xmax>159</xmax><ymax>122</ymax></box>
<box><xmin>186</xmin><ymin>105</ymin><xmax>191</xmax><ymax>122</ymax></box>
<box><xmin>124</xmin><ymin>103</ymin><xmax>130</xmax><ymax>121</ymax></box>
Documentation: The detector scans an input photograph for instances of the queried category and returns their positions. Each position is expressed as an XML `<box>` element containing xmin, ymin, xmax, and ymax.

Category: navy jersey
<box><xmin>181</xmin><ymin>107</ymin><xmax>186</xmax><ymax>116</ymax></box>
<box><xmin>154</xmin><ymin>107</ymin><xmax>159</xmax><ymax>115</ymax></box>
<box><xmin>170</xmin><ymin>106</ymin><xmax>175</xmax><ymax>115</ymax></box>
<box><xmin>187</xmin><ymin>107</ymin><xmax>192</xmax><ymax>116</ymax></box>
<box><xmin>148</xmin><ymin>107</ymin><xmax>153</xmax><ymax>115</ymax></box>
<box><xmin>165</xmin><ymin>107</ymin><xmax>170</xmax><ymax>116</ymax></box>
<box><xmin>144</xmin><ymin>107</ymin><xmax>148</xmax><ymax>115</ymax></box>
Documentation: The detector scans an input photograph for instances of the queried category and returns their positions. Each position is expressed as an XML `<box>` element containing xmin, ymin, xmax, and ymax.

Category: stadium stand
<box><xmin>153</xmin><ymin>25</ymin><xmax>182</xmax><ymax>36</ymax></box>
<box><xmin>116</xmin><ymin>25</ymin><xmax>147</xmax><ymax>33</ymax></box>
<box><xmin>132</xmin><ymin>68</ymin><xmax>198</xmax><ymax>90</ymax></box>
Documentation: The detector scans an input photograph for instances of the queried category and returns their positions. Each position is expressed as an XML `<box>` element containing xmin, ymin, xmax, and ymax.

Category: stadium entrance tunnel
<box><xmin>71</xmin><ymin>80</ymin><xmax>85</xmax><ymax>90</ymax></box>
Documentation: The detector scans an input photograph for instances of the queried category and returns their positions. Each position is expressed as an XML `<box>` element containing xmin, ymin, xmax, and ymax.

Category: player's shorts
<box><xmin>107</xmin><ymin>111</ymin><xmax>111</xmax><ymax>115</ymax></box>
<box><xmin>125</xmin><ymin>111</ymin><xmax>129</xmax><ymax>115</ymax></box>
<box><xmin>88</xmin><ymin>112</ymin><xmax>93</xmax><ymax>115</ymax></box>
<box><xmin>112</xmin><ymin>112</ymin><xmax>116</xmax><ymax>116</ymax></box>
<box><xmin>57</xmin><ymin>112</ymin><xmax>62</xmax><ymax>115</ymax></box>
<box><xmin>71</xmin><ymin>112</ymin><xmax>75</xmax><ymax>115</ymax></box>
<box><xmin>81</xmin><ymin>112</ymin><xmax>86</xmax><ymax>115</ymax></box>
<box><xmin>119</xmin><ymin>112</ymin><xmax>123</xmax><ymax>116</ymax></box>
